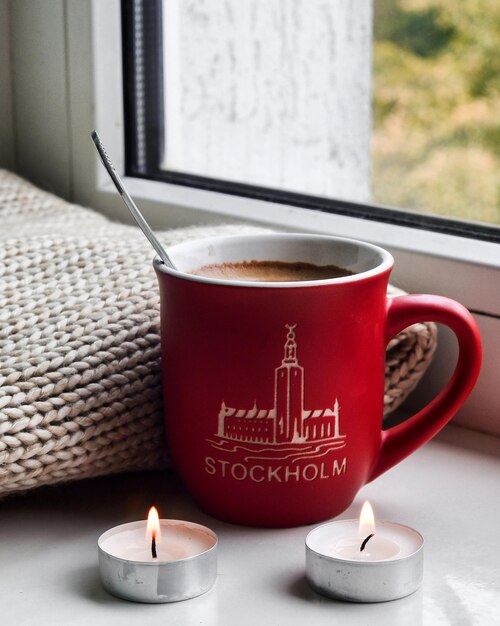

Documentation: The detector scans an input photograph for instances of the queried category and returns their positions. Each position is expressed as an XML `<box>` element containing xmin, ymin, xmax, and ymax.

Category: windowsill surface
<box><xmin>1</xmin><ymin>423</ymin><xmax>498</xmax><ymax>625</ymax></box>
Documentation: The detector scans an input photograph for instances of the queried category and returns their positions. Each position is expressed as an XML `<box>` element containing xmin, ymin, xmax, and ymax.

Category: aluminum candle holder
<box><xmin>98</xmin><ymin>519</ymin><xmax>217</xmax><ymax>603</ymax></box>
<box><xmin>305</xmin><ymin>518</ymin><xmax>424</xmax><ymax>603</ymax></box>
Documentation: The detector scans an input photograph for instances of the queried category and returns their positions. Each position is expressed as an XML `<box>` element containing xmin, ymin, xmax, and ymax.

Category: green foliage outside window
<box><xmin>372</xmin><ymin>0</ymin><xmax>500</xmax><ymax>225</ymax></box>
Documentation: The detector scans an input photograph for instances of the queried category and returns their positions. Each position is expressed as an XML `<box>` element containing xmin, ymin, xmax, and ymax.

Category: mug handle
<box><xmin>368</xmin><ymin>294</ymin><xmax>482</xmax><ymax>482</ymax></box>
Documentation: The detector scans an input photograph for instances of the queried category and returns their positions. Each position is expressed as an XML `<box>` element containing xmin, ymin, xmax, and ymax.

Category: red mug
<box><xmin>154</xmin><ymin>234</ymin><xmax>481</xmax><ymax>527</ymax></box>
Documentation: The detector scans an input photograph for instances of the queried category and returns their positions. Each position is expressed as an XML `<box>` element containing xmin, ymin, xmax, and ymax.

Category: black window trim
<box><xmin>121</xmin><ymin>0</ymin><xmax>500</xmax><ymax>245</ymax></box>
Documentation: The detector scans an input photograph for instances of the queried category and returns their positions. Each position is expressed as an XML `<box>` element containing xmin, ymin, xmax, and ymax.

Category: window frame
<box><xmin>5</xmin><ymin>0</ymin><xmax>499</xmax><ymax>436</ymax></box>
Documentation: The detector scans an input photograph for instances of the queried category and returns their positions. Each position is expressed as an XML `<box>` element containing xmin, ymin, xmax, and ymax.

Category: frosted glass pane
<box><xmin>161</xmin><ymin>0</ymin><xmax>372</xmax><ymax>203</ymax></box>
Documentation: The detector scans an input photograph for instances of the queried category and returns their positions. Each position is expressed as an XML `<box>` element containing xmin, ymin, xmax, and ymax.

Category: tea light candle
<box><xmin>98</xmin><ymin>507</ymin><xmax>217</xmax><ymax>603</ymax></box>
<box><xmin>306</xmin><ymin>502</ymin><xmax>423</xmax><ymax>602</ymax></box>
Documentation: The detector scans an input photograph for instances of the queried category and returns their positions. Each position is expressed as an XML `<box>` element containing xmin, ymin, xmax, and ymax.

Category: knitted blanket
<box><xmin>0</xmin><ymin>170</ymin><xmax>437</xmax><ymax>496</ymax></box>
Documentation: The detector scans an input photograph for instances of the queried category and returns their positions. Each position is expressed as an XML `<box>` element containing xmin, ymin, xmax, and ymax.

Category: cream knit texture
<box><xmin>0</xmin><ymin>170</ymin><xmax>436</xmax><ymax>496</ymax></box>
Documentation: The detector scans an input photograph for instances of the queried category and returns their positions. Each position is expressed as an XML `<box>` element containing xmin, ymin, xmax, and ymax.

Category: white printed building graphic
<box><xmin>216</xmin><ymin>325</ymin><xmax>343</xmax><ymax>445</ymax></box>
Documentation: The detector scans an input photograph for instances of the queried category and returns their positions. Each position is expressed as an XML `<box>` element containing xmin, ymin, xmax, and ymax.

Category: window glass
<box><xmin>151</xmin><ymin>1</ymin><xmax>500</xmax><ymax>226</ymax></box>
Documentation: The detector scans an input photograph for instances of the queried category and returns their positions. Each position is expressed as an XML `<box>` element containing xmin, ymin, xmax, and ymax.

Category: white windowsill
<box><xmin>1</xmin><ymin>423</ymin><xmax>499</xmax><ymax>625</ymax></box>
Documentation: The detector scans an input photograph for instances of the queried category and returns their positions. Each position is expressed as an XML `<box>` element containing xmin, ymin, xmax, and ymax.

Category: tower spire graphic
<box><xmin>282</xmin><ymin>324</ymin><xmax>298</xmax><ymax>364</ymax></box>
<box><xmin>275</xmin><ymin>324</ymin><xmax>304</xmax><ymax>442</ymax></box>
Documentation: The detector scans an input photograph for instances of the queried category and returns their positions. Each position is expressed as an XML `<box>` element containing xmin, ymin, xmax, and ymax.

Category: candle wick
<box><xmin>360</xmin><ymin>533</ymin><xmax>375</xmax><ymax>552</ymax></box>
<box><xmin>151</xmin><ymin>532</ymin><xmax>157</xmax><ymax>559</ymax></box>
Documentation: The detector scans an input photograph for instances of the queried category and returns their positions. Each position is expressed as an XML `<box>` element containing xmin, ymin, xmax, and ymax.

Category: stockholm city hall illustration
<box><xmin>216</xmin><ymin>325</ymin><xmax>344</xmax><ymax>445</ymax></box>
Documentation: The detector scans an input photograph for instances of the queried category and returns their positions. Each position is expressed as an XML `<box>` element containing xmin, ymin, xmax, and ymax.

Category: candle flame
<box><xmin>146</xmin><ymin>506</ymin><xmax>161</xmax><ymax>545</ymax></box>
<box><xmin>358</xmin><ymin>501</ymin><xmax>376</xmax><ymax>537</ymax></box>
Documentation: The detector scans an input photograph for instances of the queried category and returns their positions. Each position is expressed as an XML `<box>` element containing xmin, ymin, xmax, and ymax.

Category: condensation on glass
<box><xmin>161</xmin><ymin>0</ymin><xmax>372</xmax><ymax>203</ymax></box>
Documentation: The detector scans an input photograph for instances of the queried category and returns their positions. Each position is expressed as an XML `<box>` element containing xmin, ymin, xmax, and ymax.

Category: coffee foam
<box><xmin>191</xmin><ymin>260</ymin><xmax>354</xmax><ymax>282</ymax></box>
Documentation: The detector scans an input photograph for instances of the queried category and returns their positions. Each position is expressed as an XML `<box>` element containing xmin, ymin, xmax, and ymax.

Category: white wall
<box><xmin>9</xmin><ymin>0</ymin><xmax>73</xmax><ymax>198</ymax></box>
<box><xmin>0</xmin><ymin>0</ymin><xmax>15</xmax><ymax>170</ymax></box>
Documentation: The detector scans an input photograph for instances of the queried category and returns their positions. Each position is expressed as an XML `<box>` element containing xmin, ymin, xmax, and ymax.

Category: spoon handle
<box><xmin>91</xmin><ymin>130</ymin><xmax>175</xmax><ymax>269</ymax></box>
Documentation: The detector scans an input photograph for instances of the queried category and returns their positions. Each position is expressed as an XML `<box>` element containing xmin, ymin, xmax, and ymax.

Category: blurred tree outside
<box><xmin>372</xmin><ymin>0</ymin><xmax>500</xmax><ymax>225</ymax></box>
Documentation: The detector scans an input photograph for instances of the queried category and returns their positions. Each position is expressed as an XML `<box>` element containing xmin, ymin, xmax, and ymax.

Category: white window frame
<box><xmin>4</xmin><ymin>0</ymin><xmax>500</xmax><ymax>436</ymax></box>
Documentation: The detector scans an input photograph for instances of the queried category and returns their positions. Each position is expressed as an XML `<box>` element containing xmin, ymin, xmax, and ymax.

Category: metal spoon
<box><xmin>91</xmin><ymin>130</ymin><xmax>176</xmax><ymax>269</ymax></box>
